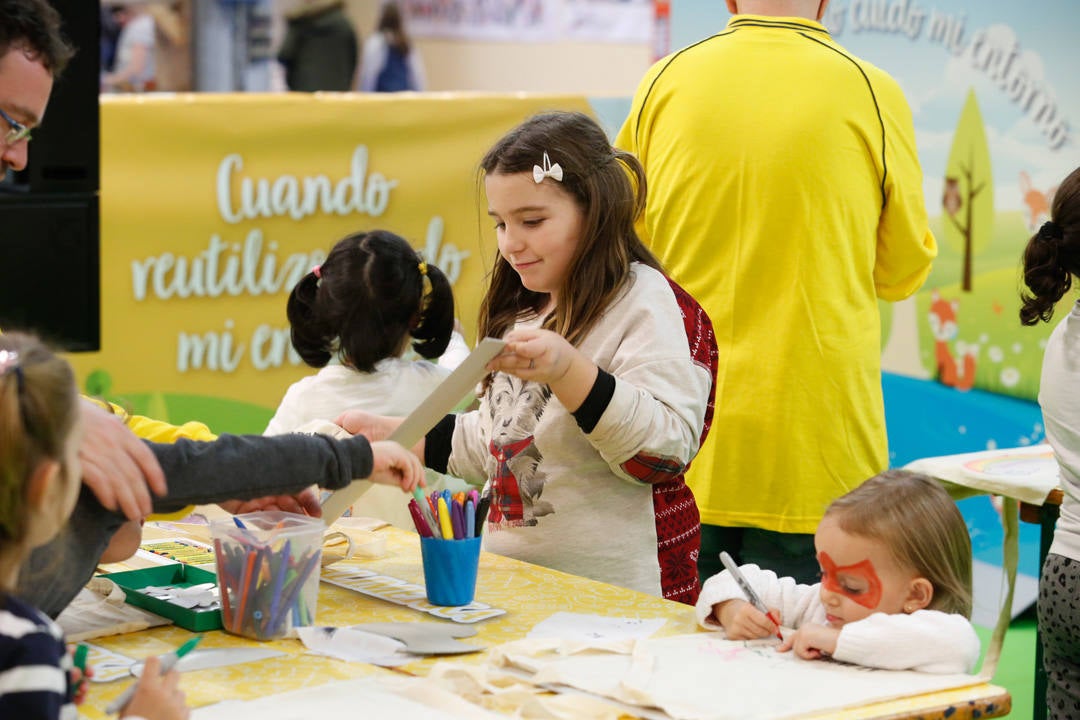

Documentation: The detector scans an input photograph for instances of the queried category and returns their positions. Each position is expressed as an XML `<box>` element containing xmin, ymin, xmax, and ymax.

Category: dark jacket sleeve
<box><xmin>148</xmin><ymin>432</ymin><xmax>374</xmax><ymax>513</ymax></box>
<box><xmin>18</xmin><ymin>432</ymin><xmax>374</xmax><ymax>618</ymax></box>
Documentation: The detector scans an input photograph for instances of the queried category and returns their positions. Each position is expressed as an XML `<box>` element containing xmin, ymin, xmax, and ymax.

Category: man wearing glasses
<box><xmin>4</xmin><ymin>0</ymin><xmax>328</xmax><ymax>619</ymax></box>
<box><xmin>0</xmin><ymin>0</ymin><xmax>69</xmax><ymax>177</ymax></box>
<box><xmin>1</xmin><ymin>0</ymin><xmax>170</xmax><ymax>518</ymax></box>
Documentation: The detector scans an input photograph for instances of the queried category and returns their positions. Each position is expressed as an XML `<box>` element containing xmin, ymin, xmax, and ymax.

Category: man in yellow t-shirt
<box><xmin>616</xmin><ymin>0</ymin><xmax>936</xmax><ymax>583</ymax></box>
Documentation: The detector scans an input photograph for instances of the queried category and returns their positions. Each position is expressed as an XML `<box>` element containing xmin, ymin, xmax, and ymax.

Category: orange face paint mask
<box><xmin>818</xmin><ymin>551</ymin><xmax>883</xmax><ymax>609</ymax></box>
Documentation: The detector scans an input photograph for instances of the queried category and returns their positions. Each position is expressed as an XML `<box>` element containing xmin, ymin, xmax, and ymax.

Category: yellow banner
<box><xmin>67</xmin><ymin>93</ymin><xmax>592</xmax><ymax>433</ymax></box>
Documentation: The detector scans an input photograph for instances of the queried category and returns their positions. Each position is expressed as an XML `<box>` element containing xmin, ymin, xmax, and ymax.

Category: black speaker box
<box><xmin>0</xmin><ymin>194</ymin><xmax>100</xmax><ymax>351</ymax></box>
<box><xmin>26</xmin><ymin>0</ymin><xmax>100</xmax><ymax>193</ymax></box>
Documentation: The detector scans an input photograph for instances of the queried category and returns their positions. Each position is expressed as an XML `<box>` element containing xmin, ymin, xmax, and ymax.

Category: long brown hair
<box><xmin>1019</xmin><ymin>166</ymin><xmax>1080</xmax><ymax>326</ymax></box>
<box><xmin>377</xmin><ymin>2</ymin><xmax>410</xmax><ymax>53</ymax></box>
<box><xmin>0</xmin><ymin>332</ymin><xmax>78</xmax><ymax>590</ymax></box>
<box><xmin>825</xmin><ymin>470</ymin><xmax>973</xmax><ymax>617</ymax></box>
<box><xmin>477</xmin><ymin>111</ymin><xmax>662</xmax><ymax>350</ymax></box>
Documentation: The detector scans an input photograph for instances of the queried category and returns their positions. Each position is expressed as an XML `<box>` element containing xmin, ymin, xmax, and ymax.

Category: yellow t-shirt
<box><xmin>616</xmin><ymin>15</ymin><xmax>936</xmax><ymax>533</ymax></box>
<box><xmin>92</xmin><ymin>398</ymin><xmax>216</xmax><ymax>520</ymax></box>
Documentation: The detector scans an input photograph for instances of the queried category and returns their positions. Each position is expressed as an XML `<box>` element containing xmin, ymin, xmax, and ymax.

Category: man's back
<box><xmin>616</xmin><ymin>13</ymin><xmax>936</xmax><ymax>543</ymax></box>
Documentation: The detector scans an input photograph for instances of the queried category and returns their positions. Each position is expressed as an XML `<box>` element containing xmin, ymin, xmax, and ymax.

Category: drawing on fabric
<box><xmin>503</xmin><ymin>633</ymin><xmax>981</xmax><ymax>720</ymax></box>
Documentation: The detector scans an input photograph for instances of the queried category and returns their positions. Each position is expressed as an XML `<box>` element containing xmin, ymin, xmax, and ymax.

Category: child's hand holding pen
<box><xmin>714</xmin><ymin>598</ymin><xmax>785</xmax><ymax>641</ymax></box>
<box><xmin>69</xmin><ymin>643</ymin><xmax>92</xmax><ymax>705</ymax></box>
<box><xmin>717</xmin><ymin>551</ymin><xmax>783</xmax><ymax>641</ymax></box>
<box><xmin>121</xmin><ymin>655</ymin><xmax>189</xmax><ymax>720</ymax></box>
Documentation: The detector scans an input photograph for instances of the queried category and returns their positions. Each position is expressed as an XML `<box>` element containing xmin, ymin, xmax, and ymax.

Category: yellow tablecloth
<box><xmin>77</xmin><ymin>523</ymin><xmax>1009</xmax><ymax>720</ymax></box>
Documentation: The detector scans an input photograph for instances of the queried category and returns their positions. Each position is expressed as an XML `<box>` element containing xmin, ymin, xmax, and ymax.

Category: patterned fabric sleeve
<box><xmin>651</xmin><ymin>278</ymin><xmax>717</xmax><ymax>605</ymax></box>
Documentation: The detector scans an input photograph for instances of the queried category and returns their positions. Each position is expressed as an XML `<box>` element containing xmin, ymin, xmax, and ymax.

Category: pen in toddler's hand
<box><xmin>73</xmin><ymin>643</ymin><xmax>89</xmax><ymax>671</ymax></box>
<box><xmin>72</xmin><ymin>643</ymin><xmax>90</xmax><ymax>700</ymax></box>
<box><xmin>719</xmin><ymin>551</ymin><xmax>783</xmax><ymax>641</ymax></box>
<box><xmin>104</xmin><ymin>635</ymin><xmax>202</xmax><ymax>715</ymax></box>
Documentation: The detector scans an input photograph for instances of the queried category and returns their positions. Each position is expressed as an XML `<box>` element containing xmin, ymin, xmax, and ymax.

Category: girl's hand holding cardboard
<box><xmin>489</xmin><ymin>328</ymin><xmax>575</xmax><ymax>382</ymax></box>
<box><xmin>777</xmin><ymin>623</ymin><xmax>839</xmax><ymax>660</ymax></box>
<box><xmin>489</xmin><ymin>328</ymin><xmax>598</xmax><ymax>413</ymax></box>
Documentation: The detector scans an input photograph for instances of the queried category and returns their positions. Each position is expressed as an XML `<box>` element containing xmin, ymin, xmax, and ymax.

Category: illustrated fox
<box><xmin>1020</xmin><ymin>171</ymin><xmax>1058</xmax><ymax>231</ymax></box>
<box><xmin>928</xmin><ymin>289</ymin><xmax>977</xmax><ymax>391</ymax></box>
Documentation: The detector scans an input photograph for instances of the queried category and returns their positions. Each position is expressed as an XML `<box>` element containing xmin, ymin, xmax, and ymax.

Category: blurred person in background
<box><xmin>144</xmin><ymin>1</ymin><xmax>190</xmax><ymax>92</ymax></box>
<box><xmin>99</xmin><ymin>3</ymin><xmax>120</xmax><ymax>73</ymax></box>
<box><xmin>277</xmin><ymin>0</ymin><xmax>357</xmax><ymax>91</ymax></box>
<box><xmin>358</xmin><ymin>1</ymin><xmax>424</xmax><ymax>92</ymax></box>
<box><xmin>101</xmin><ymin>1</ymin><xmax>156</xmax><ymax>92</ymax></box>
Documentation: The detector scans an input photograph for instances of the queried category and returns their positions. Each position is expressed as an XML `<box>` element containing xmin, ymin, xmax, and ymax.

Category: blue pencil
<box><xmin>465</xmin><ymin>499</ymin><xmax>475</xmax><ymax>539</ymax></box>
<box><xmin>267</xmin><ymin>539</ymin><xmax>291</xmax><ymax>633</ymax></box>
<box><xmin>269</xmin><ymin>548</ymin><xmax>321</xmax><ymax>633</ymax></box>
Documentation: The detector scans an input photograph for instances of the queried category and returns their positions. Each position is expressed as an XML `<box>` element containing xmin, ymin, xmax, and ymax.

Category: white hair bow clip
<box><xmin>533</xmin><ymin>152</ymin><xmax>564</xmax><ymax>184</ymax></box>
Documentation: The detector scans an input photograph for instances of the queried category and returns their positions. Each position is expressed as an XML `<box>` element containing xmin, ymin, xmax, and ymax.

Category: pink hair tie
<box><xmin>312</xmin><ymin>264</ymin><xmax>322</xmax><ymax>278</ymax></box>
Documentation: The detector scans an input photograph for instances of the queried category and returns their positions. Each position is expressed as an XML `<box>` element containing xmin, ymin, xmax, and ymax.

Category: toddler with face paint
<box><xmin>696</xmin><ymin>470</ymin><xmax>980</xmax><ymax>674</ymax></box>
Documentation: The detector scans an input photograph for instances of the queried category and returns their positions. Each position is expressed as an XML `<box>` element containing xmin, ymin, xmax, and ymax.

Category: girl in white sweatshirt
<box><xmin>697</xmin><ymin>470</ymin><xmax>980</xmax><ymax>674</ymax></box>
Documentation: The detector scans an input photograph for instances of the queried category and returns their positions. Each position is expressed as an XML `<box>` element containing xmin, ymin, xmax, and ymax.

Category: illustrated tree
<box><xmin>942</xmin><ymin>89</ymin><xmax>994</xmax><ymax>292</ymax></box>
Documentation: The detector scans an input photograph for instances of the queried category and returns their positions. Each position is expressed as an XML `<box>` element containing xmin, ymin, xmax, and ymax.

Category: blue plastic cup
<box><xmin>419</xmin><ymin>536</ymin><xmax>481</xmax><ymax>606</ymax></box>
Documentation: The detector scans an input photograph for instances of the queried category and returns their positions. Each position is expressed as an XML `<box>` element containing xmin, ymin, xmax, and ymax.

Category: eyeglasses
<box><xmin>0</xmin><ymin>107</ymin><xmax>32</xmax><ymax>145</ymax></box>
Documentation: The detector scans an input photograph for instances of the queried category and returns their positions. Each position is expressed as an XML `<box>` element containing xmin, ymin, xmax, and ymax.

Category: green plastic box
<box><xmin>102</xmin><ymin>564</ymin><xmax>223</xmax><ymax>632</ymax></box>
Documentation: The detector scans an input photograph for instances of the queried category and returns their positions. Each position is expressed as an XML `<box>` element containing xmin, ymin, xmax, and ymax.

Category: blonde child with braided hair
<box><xmin>0</xmin><ymin>332</ymin><xmax>189</xmax><ymax>719</ymax></box>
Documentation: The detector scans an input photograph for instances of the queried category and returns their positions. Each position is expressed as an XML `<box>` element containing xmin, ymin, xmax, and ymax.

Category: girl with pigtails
<box><xmin>266</xmin><ymin>229</ymin><xmax>470</xmax><ymax>527</ymax></box>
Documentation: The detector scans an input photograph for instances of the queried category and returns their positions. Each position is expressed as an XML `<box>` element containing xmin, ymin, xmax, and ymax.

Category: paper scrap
<box><xmin>296</xmin><ymin>626</ymin><xmax>416</xmax><ymax>667</ymax></box>
<box><xmin>526</xmin><ymin>612</ymin><xmax>666</xmax><ymax>642</ymax></box>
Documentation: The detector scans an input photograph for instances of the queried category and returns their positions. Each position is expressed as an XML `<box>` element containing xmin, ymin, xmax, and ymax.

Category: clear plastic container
<box><xmin>210</xmin><ymin>511</ymin><xmax>325</xmax><ymax>640</ymax></box>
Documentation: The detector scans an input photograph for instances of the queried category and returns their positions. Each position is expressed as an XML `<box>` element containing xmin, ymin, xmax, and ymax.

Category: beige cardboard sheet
<box><xmin>491</xmin><ymin>634</ymin><xmax>981</xmax><ymax>720</ymax></box>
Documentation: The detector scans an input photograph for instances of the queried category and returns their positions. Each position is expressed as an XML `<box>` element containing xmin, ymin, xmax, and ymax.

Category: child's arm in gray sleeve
<box><xmin>148</xmin><ymin>432</ymin><xmax>373</xmax><ymax>513</ymax></box>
